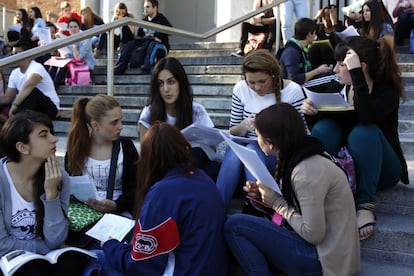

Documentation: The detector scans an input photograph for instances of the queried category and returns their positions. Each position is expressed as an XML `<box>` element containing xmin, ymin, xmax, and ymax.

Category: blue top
<box><xmin>102</xmin><ymin>167</ymin><xmax>228</xmax><ymax>275</ymax></box>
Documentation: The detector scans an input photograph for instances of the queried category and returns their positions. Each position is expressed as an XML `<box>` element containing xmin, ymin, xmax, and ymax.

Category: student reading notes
<box><xmin>225</xmin><ymin>103</ymin><xmax>360</xmax><ymax>275</ymax></box>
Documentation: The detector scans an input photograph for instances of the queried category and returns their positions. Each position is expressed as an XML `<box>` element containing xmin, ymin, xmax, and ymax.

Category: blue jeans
<box><xmin>280</xmin><ymin>0</ymin><xmax>309</xmax><ymax>44</ymax></box>
<box><xmin>90</xmin><ymin>250</ymin><xmax>123</xmax><ymax>276</ymax></box>
<box><xmin>311</xmin><ymin>119</ymin><xmax>403</xmax><ymax>207</ymax></box>
<box><xmin>216</xmin><ymin>142</ymin><xmax>276</xmax><ymax>208</ymax></box>
<box><xmin>225</xmin><ymin>214</ymin><xmax>322</xmax><ymax>275</ymax></box>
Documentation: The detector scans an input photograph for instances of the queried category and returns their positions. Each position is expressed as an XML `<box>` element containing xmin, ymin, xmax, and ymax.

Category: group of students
<box><xmin>0</xmin><ymin>1</ymin><xmax>409</xmax><ymax>275</ymax></box>
<box><xmin>0</xmin><ymin>31</ymin><xmax>408</xmax><ymax>274</ymax></box>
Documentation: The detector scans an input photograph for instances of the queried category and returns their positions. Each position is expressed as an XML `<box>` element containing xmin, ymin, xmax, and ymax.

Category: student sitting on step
<box><xmin>65</xmin><ymin>95</ymin><xmax>139</xmax><ymax>216</ymax></box>
<box><xmin>278</xmin><ymin>18</ymin><xmax>333</xmax><ymax>85</ymax></box>
<box><xmin>301</xmin><ymin>36</ymin><xmax>408</xmax><ymax>241</ymax></box>
<box><xmin>0</xmin><ymin>111</ymin><xmax>73</xmax><ymax>269</ymax></box>
<box><xmin>138</xmin><ymin>57</ymin><xmax>220</xmax><ymax>181</ymax></box>
<box><xmin>95</xmin><ymin>122</ymin><xmax>228</xmax><ymax>275</ymax></box>
<box><xmin>225</xmin><ymin>103</ymin><xmax>360</xmax><ymax>275</ymax></box>
<box><xmin>114</xmin><ymin>0</ymin><xmax>172</xmax><ymax>75</ymax></box>
<box><xmin>216</xmin><ymin>49</ymin><xmax>307</xmax><ymax>208</ymax></box>
<box><xmin>231</xmin><ymin>0</ymin><xmax>276</xmax><ymax>57</ymax></box>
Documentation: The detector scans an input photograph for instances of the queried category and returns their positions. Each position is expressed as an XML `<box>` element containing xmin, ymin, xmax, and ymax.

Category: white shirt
<box><xmin>8</xmin><ymin>60</ymin><xmax>60</xmax><ymax>110</ymax></box>
<box><xmin>83</xmin><ymin>147</ymin><xmax>124</xmax><ymax>201</ymax></box>
<box><xmin>231</xmin><ymin>80</ymin><xmax>307</xmax><ymax>137</ymax></box>
<box><xmin>138</xmin><ymin>102</ymin><xmax>214</xmax><ymax>130</ymax></box>
<box><xmin>3</xmin><ymin>162</ymin><xmax>36</xmax><ymax>240</ymax></box>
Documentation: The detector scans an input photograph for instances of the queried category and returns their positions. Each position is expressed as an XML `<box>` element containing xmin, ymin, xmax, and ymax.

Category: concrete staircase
<box><xmin>6</xmin><ymin>41</ymin><xmax>414</xmax><ymax>274</ymax></box>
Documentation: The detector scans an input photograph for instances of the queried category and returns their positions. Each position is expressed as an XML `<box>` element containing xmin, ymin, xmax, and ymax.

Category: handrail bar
<box><xmin>0</xmin><ymin>0</ymin><xmax>286</xmax><ymax>95</ymax></box>
<box><xmin>0</xmin><ymin>0</ymin><xmax>285</xmax><ymax>68</ymax></box>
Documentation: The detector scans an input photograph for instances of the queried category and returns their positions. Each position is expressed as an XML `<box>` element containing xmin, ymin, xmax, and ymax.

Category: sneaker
<box><xmin>231</xmin><ymin>49</ymin><xmax>244</xmax><ymax>57</ymax></box>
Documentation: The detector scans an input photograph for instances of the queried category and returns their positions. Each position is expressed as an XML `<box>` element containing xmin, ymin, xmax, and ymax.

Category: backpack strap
<box><xmin>106</xmin><ymin>139</ymin><xmax>121</xmax><ymax>200</ymax></box>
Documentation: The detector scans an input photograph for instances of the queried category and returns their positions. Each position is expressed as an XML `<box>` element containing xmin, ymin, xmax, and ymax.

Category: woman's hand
<box><xmin>301</xmin><ymin>98</ymin><xmax>318</xmax><ymax>116</ymax></box>
<box><xmin>258</xmin><ymin>183</ymin><xmax>279</xmax><ymax>206</ymax></box>
<box><xmin>243</xmin><ymin>181</ymin><xmax>260</xmax><ymax>197</ymax></box>
<box><xmin>241</xmin><ymin>114</ymin><xmax>256</xmax><ymax>132</ymax></box>
<box><xmin>44</xmin><ymin>155</ymin><xmax>62</xmax><ymax>200</ymax></box>
<box><xmin>343</xmin><ymin>49</ymin><xmax>361</xmax><ymax>70</ymax></box>
<box><xmin>87</xmin><ymin>199</ymin><xmax>117</xmax><ymax>213</ymax></box>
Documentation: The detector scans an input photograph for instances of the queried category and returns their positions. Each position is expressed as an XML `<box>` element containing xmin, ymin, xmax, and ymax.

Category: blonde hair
<box><xmin>60</xmin><ymin>1</ymin><xmax>71</xmax><ymax>10</ymax></box>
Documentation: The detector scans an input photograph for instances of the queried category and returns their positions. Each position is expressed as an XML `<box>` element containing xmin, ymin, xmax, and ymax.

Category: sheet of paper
<box><xmin>335</xmin><ymin>25</ymin><xmax>359</xmax><ymax>40</ymax></box>
<box><xmin>36</xmin><ymin>27</ymin><xmax>51</xmax><ymax>44</ymax></box>
<box><xmin>221</xmin><ymin>132</ymin><xmax>281</xmax><ymax>194</ymax></box>
<box><xmin>54</xmin><ymin>22</ymin><xmax>68</xmax><ymax>31</ymax></box>
<box><xmin>181</xmin><ymin>123</ymin><xmax>223</xmax><ymax>147</ymax></box>
<box><xmin>69</xmin><ymin>175</ymin><xmax>98</xmax><ymax>202</ymax></box>
<box><xmin>303</xmin><ymin>87</ymin><xmax>353</xmax><ymax>110</ymax></box>
<box><xmin>86</xmin><ymin>213</ymin><xmax>135</xmax><ymax>242</ymax></box>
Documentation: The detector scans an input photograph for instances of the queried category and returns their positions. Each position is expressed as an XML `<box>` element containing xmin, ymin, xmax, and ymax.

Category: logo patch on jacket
<box><xmin>132</xmin><ymin>217</ymin><xmax>180</xmax><ymax>261</ymax></box>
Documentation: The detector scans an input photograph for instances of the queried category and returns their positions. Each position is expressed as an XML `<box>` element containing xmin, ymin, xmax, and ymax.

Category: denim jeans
<box><xmin>311</xmin><ymin>119</ymin><xmax>403</xmax><ymax>207</ymax></box>
<box><xmin>216</xmin><ymin>142</ymin><xmax>276</xmax><ymax>208</ymax></box>
<box><xmin>225</xmin><ymin>214</ymin><xmax>322</xmax><ymax>275</ymax></box>
<box><xmin>91</xmin><ymin>250</ymin><xmax>123</xmax><ymax>276</ymax></box>
<box><xmin>280</xmin><ymin>0</ymin><xmax>309</xmax><ymax>44</ymax></box>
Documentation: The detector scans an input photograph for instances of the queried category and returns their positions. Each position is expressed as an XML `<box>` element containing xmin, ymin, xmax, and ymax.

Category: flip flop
<box><xmin>358</xmin><ymin>221</ymin><xmax>376</xmax><ymax>241</ymax></box>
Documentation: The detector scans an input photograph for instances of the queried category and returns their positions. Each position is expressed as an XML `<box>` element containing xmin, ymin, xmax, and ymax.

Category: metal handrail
<box><xmin>0</xmin><ymin>0</ymin><xmax>286</xmax><ymax>95</ymax></box>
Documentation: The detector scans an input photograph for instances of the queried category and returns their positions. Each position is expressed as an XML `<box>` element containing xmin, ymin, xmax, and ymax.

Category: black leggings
<box><xmin>17</xmin><ymin>88</ymin><xmax>58</xmax><ymax>120</ymax></box>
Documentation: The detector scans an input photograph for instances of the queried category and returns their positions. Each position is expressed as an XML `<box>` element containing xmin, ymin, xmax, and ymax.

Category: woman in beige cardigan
<box><xmin>225</xmin><ymin>103</ymin><xmax>360</xmax><ymax>275</ymax></box>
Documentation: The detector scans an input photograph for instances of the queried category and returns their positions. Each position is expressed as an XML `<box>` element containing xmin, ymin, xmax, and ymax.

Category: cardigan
<box><xmin>0</xmin><ymin>157</ymin><xmax>70</xmax><ymax>256</ymax></box>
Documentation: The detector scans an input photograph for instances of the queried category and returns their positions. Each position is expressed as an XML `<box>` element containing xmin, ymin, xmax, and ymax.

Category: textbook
<box><xmin>85</xmin><ymin>213</ymin><xmax>135</xmax><ymax>243</ymax></box>
<box><xmin>181</xmin><ymin>123</ymin><xmax>257</xmax><ymax>160</ymax></box>
<box><xmin>311</xmin><ymin>39</ymin><xmax>333</xmax><ymax>50</ymax></box>
<box><xmin>0</xmin><ymin>247</ymin><xmax>97</xmax><ymax>276</ymax></box>
<box><xmin>303</xmin><ymin>87</ymin><xmax>354</xmax><ymax>111</ymax></box>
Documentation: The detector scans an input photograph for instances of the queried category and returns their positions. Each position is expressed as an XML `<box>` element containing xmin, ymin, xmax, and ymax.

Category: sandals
<box><xmin>357</xmin><ymin>209</ymin><xmax>376</xmax><ymax>241</ymax></box>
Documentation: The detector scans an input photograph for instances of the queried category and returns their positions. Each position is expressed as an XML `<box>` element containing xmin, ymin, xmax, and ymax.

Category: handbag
<box><xmin>66</xmin><ymin>140</ymin><xmax>121</xmax><ymax>248</ymax></box>
<box><xmin>242</xmin><ymin>195</ymin><xmax>288</xmax><ymax>228</ymax></box>
<box><xmin>337</xmin><ymin>146</ymin><xmax>356</xmax><ymax>195</ymax></box>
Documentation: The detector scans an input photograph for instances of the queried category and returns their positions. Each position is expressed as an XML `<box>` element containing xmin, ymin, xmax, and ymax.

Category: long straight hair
<box><xmin>334</xmin><ymin>36</ymin><xmax>405</xmax><ymax>101</ymax></box>
<box><xmin>147</xmin><ymin>57</ymin><xmax>194</xmax><ymax>130</ymax></box>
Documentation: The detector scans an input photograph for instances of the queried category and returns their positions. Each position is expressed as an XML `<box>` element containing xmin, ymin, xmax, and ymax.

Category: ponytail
<box><xmin>66</xmin><ymin>98</ymin><xmax>91</xmax><ymax>175</ymax></box>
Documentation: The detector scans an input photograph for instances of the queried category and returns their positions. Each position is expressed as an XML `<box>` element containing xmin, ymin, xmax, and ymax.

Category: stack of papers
<box><xmin>303</xmin><ymin>87</ymin><xmax>354</xmax><ymax>111</ymax></box>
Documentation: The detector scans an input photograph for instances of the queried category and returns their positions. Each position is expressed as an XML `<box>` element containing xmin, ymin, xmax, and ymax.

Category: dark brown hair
<box><xmin>134</xmin><ymin>122</ymin><xmax>193</xmax><ymax>217</ymax></box>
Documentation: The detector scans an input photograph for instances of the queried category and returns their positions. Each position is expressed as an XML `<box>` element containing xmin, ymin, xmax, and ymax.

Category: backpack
<box><xmin>65</xmin><ymin>58</ymin><xmax>92</xmax><ymax>86</ymax></box>
<box><xmin>410</xmin><ymin>29</ymin><xmax>414</xmax><ymax>54</ymax></box>
<box><xmin>148</xmin><ymin>42</ymin><xmax>167</xmax><ymax>68</ymax></box>
<box><xmin>244</xmin><ymin>32</ymin><xmax>269</xmax><ymax>55</ymax></box>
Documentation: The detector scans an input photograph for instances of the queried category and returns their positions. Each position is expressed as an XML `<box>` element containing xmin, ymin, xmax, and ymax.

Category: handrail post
<box><xmin>107</xmin><ymin>29</ymin><xmax>115</xmax><ymax>96</ymax></box>
<box><xmin>2</xmin><ymin>6</ymin><xmax>6</xmax><ymax>41</ymax></box>
<box><xmin>274</xmin><ymin>4</ymin><xmax>281</xmax><ymax>53</ymax></box>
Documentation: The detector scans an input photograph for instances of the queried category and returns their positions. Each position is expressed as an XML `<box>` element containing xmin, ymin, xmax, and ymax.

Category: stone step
<box><xmin>360</xmin><ymin>212</ymin><xmax>414</xmax><ymax>265</ymax></box>
<box><xmin>359</xmin><ymin>253</ymin><xmax>414</xmax><ymax>276</ymax></box>
<box><xmin>375</xmin><ymin>182</ymin><xmax>414</xmax><ymax>216</ymax></box>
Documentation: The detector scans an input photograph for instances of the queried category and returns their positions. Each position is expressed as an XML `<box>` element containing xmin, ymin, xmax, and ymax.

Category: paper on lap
<box><xmin>220</xmin><ymin>132</ymin><xmax>281</xmax><ymax>194</ymax></box>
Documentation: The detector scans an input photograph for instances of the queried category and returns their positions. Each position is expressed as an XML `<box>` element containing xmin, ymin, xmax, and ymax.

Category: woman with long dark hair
<box><xmin>96</xmin><ymin>122</ymin><xmax>228</xmax><ymax>275</ymax></box>
<box><xmin>225</xmin><ymin>103</ymin><xmax>360</xmax><ymax>275</ymax></box>
<box><xmin>302</xmin><ymin>36</ymin><xmax>408</xmax><ymax>240</ymax></box>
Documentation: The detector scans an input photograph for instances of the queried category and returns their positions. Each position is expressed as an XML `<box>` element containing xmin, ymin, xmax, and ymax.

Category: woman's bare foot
<box><xmin>357</xmin><ymin>209</ymin><xmax>376</xmax><ymax>241</ymax></box>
